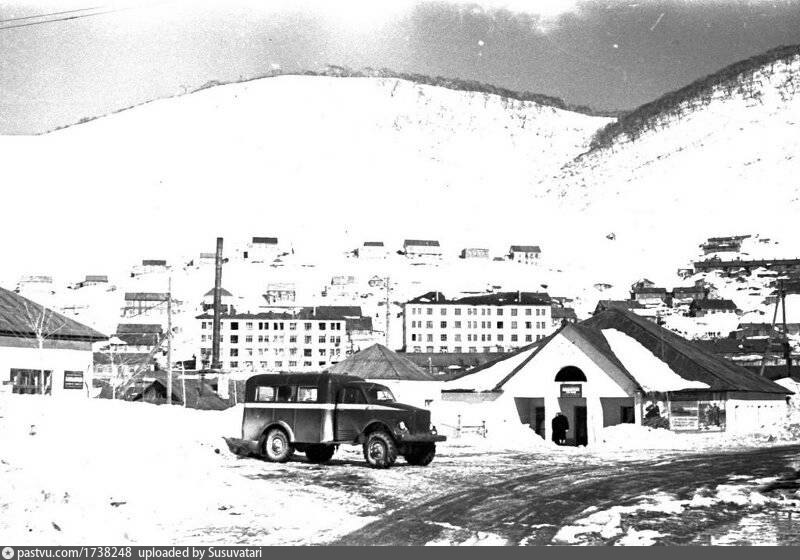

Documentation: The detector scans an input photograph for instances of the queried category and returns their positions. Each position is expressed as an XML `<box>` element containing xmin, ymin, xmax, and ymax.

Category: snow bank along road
<box><xmin>331</xmin><ymin>444</ymin><xmax>800</xmax><ymax>546</ymax></box>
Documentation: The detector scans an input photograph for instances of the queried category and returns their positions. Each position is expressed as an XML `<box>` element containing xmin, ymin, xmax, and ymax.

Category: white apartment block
<box><xmin>197</xmin><ymin>309</ymin><xmax>355</xmax><ymax>372</ymax></box>
<box><xmin>403</xmin><ymin>292</ymin><xmax>554</xmax><ymax>354</ymax></box>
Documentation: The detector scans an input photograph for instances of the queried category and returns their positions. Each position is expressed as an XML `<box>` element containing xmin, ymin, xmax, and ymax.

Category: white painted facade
<box><xmin>404</xmin><ymin>302</ymin><xmax>554</xmax><ymax>354</ymax></box>
<box><xmin>0</xmin><ymin>336</ymin><xmax>94</xmax><ymax>398</ymax></box>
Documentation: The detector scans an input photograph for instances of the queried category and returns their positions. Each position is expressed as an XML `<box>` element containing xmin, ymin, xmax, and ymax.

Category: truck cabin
<box><xmin>243</xmin><ymin>373</ymin><xmax>395</xmax><ymax>405</ymax></box>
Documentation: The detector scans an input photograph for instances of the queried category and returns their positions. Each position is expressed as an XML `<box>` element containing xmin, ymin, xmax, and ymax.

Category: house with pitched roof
<box><xmin>508</xmin><ymin>245</ymin><xmax>541</xmax><ymax>264</ymax></box>
<box><xmin>440</xmin><ymin>309</ymin><xmax>790</xmax><ymax>446</ymax></box>
<box><xmin>0</xmin><ymin>287</ymin><xmax>106</xmax><ymax>396</ymax></box>
<box><xmin>245</xmin><ymin>237</ymin><xmax>280</xmax><ymax>263</ymax></box>
<box><xmin>402</xmin><ymin>239</ymin><xmax>442</xmax><ymax>260</ymax></box>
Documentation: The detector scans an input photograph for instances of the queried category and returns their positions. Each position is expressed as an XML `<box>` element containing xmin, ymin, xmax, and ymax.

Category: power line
<box><xmin>0</xmin><ymin>4</ymin><xmax>141</xmax><ymax>31</ymax></box>
<box><xmin>0</xmin><ymin>5</ymin><xmax>106</xmax><ymax>25</ymax></box>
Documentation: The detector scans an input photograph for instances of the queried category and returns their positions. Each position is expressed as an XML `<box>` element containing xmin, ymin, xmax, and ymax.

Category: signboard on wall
<box><xmin>560</xmin><ymin>384</ymin><xmax>582</xmax><ymax>398</ymax></box>
<box><xmin>63</xmin><ymin>371</ymin><xmax>84</xmax><ymax>390</ymax></box>
<box><xmin>669</xmin><ymin>400</ymin><xmax>726</xmax><ymax>431</ymax></box>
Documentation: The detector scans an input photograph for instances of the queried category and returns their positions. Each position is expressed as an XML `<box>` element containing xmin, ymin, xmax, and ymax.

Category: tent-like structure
<box><xmin>328</xmin><ymin>343</ymin><xmax>435</xmax><ymax>381</ymax></box>
<box><xmin>328</xmin><ymin>344</ymin><xmax>440</xmax><ymax>406</ymax></box>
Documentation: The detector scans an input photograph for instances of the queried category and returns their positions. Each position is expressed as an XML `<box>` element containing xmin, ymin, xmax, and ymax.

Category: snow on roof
<box><xmin>444</xmin><ymin>344</ymin><xmax>541</xmax><ymax>392</ymax></box>
<box><xmin>601</xmin><ymin>329</ymin><xmax>710</xmax><ymax>392</ymax></box>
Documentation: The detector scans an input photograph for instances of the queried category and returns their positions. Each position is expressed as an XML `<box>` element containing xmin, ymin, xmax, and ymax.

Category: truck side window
<box><xmin>276</xmin><ymin>385</ymin><xmax>295</xmax><ymax>402</ymax></box>
<box><xmin>255</xmin><ymin>386</ymin><xmax>275</xmax><ymax>402</ymax></box>
<box><xmin>340</xmin><ymin>387</ymin><xmax>366</xmax><ymax>404</ymax></box>
<box><xmin>297</xmin><ymin>386</ymin><xmax>318</xmax><ymax>403</ymax></box>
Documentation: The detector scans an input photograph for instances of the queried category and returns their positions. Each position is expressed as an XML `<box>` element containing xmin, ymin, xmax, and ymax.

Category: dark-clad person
<box><xmin>551</xmin><ymin>412</ymin><xmax>569</xmax><ymax>445</ymax></box>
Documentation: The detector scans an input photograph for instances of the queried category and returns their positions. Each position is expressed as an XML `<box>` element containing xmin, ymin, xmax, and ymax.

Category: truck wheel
<box><xmin>404</xmin><ymin>443</ymin><xmax>436</xmax><ymax>466</ymax></box>
<box><xmin>263</xmin><ymin>428</ymin><xmax>294</xmax><ymax>463</ymax></box>
<box><xmin>363</xmin><ymin>430</ymin><xmax>397</xmax><ymax>469</ymax></box>
<box><xmin>305</xmin><ymin>444</ymin><xmax>335</xmax><ymax>463</ymax></box>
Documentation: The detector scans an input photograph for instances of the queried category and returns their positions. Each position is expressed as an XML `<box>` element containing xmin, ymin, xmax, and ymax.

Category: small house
<box><xmin>461</xmin><ymin>248</ymin><xmax>490</xmax><ymax>260</ymax></box>
<box><xmin>508</xmin><ymin>245</ymin><xmax>541</xmax><ymax>264</ymax></box>
<box><xmin>357</xmin><ymin>241</ymin><xmax>386</xmax><ymax>259</ymax></box>
<box><xmin>403</xmin><ymin>239</ymin><xmax>442</xmax><ymax>260</ymax></box>
<box><xmin>246</xmin><ymin>237</ymin><xmax>280</xmax><ymax>263</ymax></box>
<box><xmin>689</xmin><ymin>299</ymin><xmax>738</xmax><ymax>318</ymax></box>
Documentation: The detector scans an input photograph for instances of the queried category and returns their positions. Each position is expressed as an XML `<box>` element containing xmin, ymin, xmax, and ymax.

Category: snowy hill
<box><xmin>540</xmin><ymin>45</ymin><xmax>800</xmax><ymax>284</ymax></box>
<box><xmin>0</xmin><ymin>75</ymin><xmax>610</xmax><ymax>282</ymax></box>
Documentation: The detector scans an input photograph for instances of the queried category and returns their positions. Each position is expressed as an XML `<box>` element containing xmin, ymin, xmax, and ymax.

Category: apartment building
<box><xmin>196</xmin><ymin>307</ymin><xmax>364</xmax><ymax>372</ymax></box>
<box><xmin>403</xmin><ymin>291</ymin><xmax>554</xmax><ymax>354</ymax></box>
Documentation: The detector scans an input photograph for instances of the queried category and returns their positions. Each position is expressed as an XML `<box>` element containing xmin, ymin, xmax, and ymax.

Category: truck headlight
<box><xmin>430</xmin><ymin>423</ymin><xmax>437</xmax><ymax>435</ymax></box>
<box><xmin>397</xmin><ymin>421</ymin><xmax>408</xmax><ymax>432</ymax></box>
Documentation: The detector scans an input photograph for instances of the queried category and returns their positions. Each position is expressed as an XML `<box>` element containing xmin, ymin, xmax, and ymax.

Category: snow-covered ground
<box><xmin>2</xmin><ymin>393</ymin><xmax>799</xmax><ymax>545</ymax></box>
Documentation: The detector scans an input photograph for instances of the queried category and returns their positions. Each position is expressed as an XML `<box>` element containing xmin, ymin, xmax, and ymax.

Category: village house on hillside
<box><xmin>693</xmin><ymin>257</ymin><xmax>800</xmax><ymax>276</ymax></box>
<box><xmin>508</xmin><ymin>245</ymin><xmax>541</xmax><ymax>264</ymax></box>
<box><xmin>700</xmin><ymin>235</ymin><xmax>750</xmax><ymax>255</ymax></box>
<box><xmin>245</xmin><ymin>237</ymin><xmax>280</xmax><ymax>263</ymax></box>
<box><xmin>77</xmin><ymin>275</ymin><xmax>108</xmax><ymax>289</ymax></box>
<box><xmin>551</xmin><ymin>307</ymin><xmax>578</xmax><ymax>328</ymax></box>
<box><xmin>735</xmin><ymin>322</ymin><xmax>800</xmax><ymax>339</ymax></box>
<box><xmin>132</xmin><ymin>259</ymin><xmax>168</xmax><ymax>276</ymax></box>
<box><xmin>403</xmin><ymin>239</ymin><xmax>442</xmax><ymax>261</ymax></box>
<box><xmin>441</xmin><ymin>308</ymin><xmax>791</xmax><ymax>446</ymax></box>
<box><xmin>121</xmin><ymin>292</ymin><xmax>171</xmax><ymax>320</ymax></box>
<box><xmin>0</xmin><ymin>287</ymin><xmax>106</xmax><ymax>396</ymax></box>
<box><xmin>403</xmin><ymin>291</ymin><xmax>555</xmax><ymax>354</ymax></box>
<box><xmin>671</xmin><ymin>284</ymin><xmax>709</xmax><ymax>305</ymax></box>
<box><xmin>357</xmin><ymin>241</ymin><xmax>386</xmax><ymax>259</ymax></box>
<box><xmin>689</xmin><ymin>298</ymin><xmax>739</xmax><ymax>317</ymax></box>
<box><xmin>263</xmin><ymin>283</ymin><xmax>296</xmax><ymax>307</ymax></box>
<box><xmin>460</xmin><ymin>248</ymin><xmax>490</xmax><ymax>259</ymax></box>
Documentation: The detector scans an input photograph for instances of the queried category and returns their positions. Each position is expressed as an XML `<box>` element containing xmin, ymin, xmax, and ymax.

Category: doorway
<box><xmin>574</xmin><ymin>406</ymin><xmax>588</xmax><ymax>446</ymax></box>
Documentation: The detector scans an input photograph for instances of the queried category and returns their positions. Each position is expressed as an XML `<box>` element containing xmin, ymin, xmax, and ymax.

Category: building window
<box><xmin>525</xmin><ymin>335</ymin><xmax>532</xmax><ymax>342</ymax></box>
<box><xmin>319</xmin><ymin>323</ymin><xmax>326</xmax><ymax>331</ymax></box>
<box><xmin>455</xmin><ymin>308</ymin><xmax>461</xmax><ymax>315</ymax></box>
<box><xmin>318</xmin><ymin>336</ymin><xmax>326</xmax><ymax>344</ymax></box>
<box><xmin>305</xmin><ymin>323</ymin><xmax>312</xmax><ymax>330</ymax></box>
<box><xmin>455</xmin><ymin>334</ymin><xmax>461</xmax><ymax>342</ymax></box>
<box><xmin>304</xmin><ymin>349</ymin><xmax>312</xmax><ymax>357</ymax></box>
<box><xmin>245</xmin><ymin>335</ymin><xmax>253</xmax><ymax>343</ymax></box>
<box><xmin>497</xmin><ymin>321</ymin><xmax>504</xmax><ymax>329</ymax></box>
<box><xmin>511</xmin><ymin>334</ymin><xmax>518</xmax><ymax>342</ymax></box>
<box><xmin>440</xmin><ymin>321</ymin><xmax>447</xmax><ymax>328</ymax></box>
<box><xmin>426</xmin><ymin>321</ymin><xmax>433</xmax><ymax>328</ymax></box>
<box><xmin>305</xmin><ymin>336</ymin><xmax>312</xmax><ymax>344</ymax></box>
<box><xmin>231</xmin><ymin>322</ymin><xmax>239</xmax><ymax>330</ymax></box>
<box><xmin>440</xmin><ymin>334</ymin><xmax>447</xmax><ymax>341</ymax></box>
<box><xmin>426</xmin><ymin>334</ymin><xmax>433</xmax><ymax>342</ymax></box>
<box><xmin>512</xmin><ymin>321</ymin><xmax>518</xmax><ymax>329</ymax></box>
<box><xmin>230</xmin><ymin>335</ymin><xmax>238</xmax><ymax>344</ymax></box>
<box><xmin>454</xmin><ymin>321</ymin><xmax>461</xmax><ymax>328</ymax></box>
<box><xmin>511</xmin><ymin>309</ymin><xmax>518</xmax><ymax>316</ymax></box>
<box><xmin>230</xmin><ymin>348</ymin><xmax>238</xmax><ymax>357</ymax></box>
<box><xmin>426</xmin><ymin>308</ymin><xmax>433</xmax><ymax>315</ymax></box>
<box><xmin>426</xmin><ymin>346</ymin><xmax>434</xmax><ymax>352</ymax></box>
<box><xmin>246</xmin><ymin>322</ymin><xmax>253</xmax><ymax>330</ymax></box>
<box><xmin>229</xmin><ymin>361</ymin><xmax>238</xmax><ymax>368</ymax></box>
<box><xmin>525</xmin><ymin>309</ymin><xmax>532</xmax><ymax>316</ymax></box>
<box><xmin>498</xmin><ymin>334</ymin><xmax>504</xmax><ymax>342</ymax></box>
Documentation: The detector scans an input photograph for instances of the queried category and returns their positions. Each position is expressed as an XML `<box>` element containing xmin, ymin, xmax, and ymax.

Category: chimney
<box><xmin>210</xmin><ymin>237</ymin><xmax>224</xmax><ymax>370</ymax></box>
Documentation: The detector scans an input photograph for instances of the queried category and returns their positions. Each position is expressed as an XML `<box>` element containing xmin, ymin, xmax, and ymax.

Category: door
<box><xmin>575</xmin><ymin>406</ymin><xmax>588</xmax><ymax>446</ymax></box>
<box><xmin>334</xmin><ymin>386</ymin><xmax>366</xmax><ymax>442</ymax></box>
<box><xmin>534</xmin><ymin>407</ymin><xmax>546</xmax><ymax>439</ymax></box>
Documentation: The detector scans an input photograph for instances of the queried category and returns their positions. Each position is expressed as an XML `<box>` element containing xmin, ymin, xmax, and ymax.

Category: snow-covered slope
<box><xmin>0</xmin><ymin>75</ymin><xmax>610</xmax><ymax>282</ymax></box>
<box><xmin>541</xmin><ymin>46</ymin><xmax>800</xmax><ymax>283</ymax></box>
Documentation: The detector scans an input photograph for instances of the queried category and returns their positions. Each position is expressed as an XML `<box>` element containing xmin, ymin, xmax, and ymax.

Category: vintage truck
<box><xmin>225</xmin><ymin>372</ymin><xmax>445</xmax><ymax>468</ymax></box>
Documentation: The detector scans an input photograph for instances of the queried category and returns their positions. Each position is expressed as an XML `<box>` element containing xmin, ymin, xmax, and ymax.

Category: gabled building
<box><xmin>121</xmin><ymin>292</ymin><xmax>170</xmax><ymax>320</ymax></box>
<box><xmin>689</xmin><ymin>299</ymin><xmax>738</xmax><ymax>318</ymax></box>
<box><xmin>403</xmin><ymin>239</ymin><xmax>442</xmax><ymax>260</ymax></box>
<box><xmin>357</xmin><ymin>241</ymin><xmax>386</xmax><ymax>259</ymax></box>
<box><xmin>202</xmin><ymin>287</ymin><xmax>235</xmax><ymax>314</ymax></box>
<box><xmin>0</xmin><ymin>287</ymin><xmax>106</xmax><ymax>396</ymax></box>
<box><xmin>631</xmin><ymin>286</ymin><xmax>669</xmax><ymax>306</ymax></box>
<box><xmin>671</xmin><ymin>285</ymin><xmax>708</xmax><ymax>305</ymax></box>
<box><xmin>551</xmin><ymin>307</ymin><xmax>578</xmax><ymax>328</ymax></box>
<box><xmin>441</xmin><ymin>309</ymin><xmax>790</xmax><ymax>446</ymax></box>
<box><xmin>245</xmin><ymin>237</ymin><xmax>280</xmax><ymax>263</ymax></box>
<box><xmin>508</xmin><ymin>245</ymin><xmax>541</xmax><ymax>264</ymax></box>
<box><xmin>77</xmin><ymin>275</ymin><xmax>108</xmax><ymax>289</ymax></box>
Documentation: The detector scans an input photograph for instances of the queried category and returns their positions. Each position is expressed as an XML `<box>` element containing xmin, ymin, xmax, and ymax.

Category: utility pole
<box><xmin>166</xmin><ymin>275</ymin><xmax>173</xmax><ymax>404</ymax></box>
<box><xmin>384</xmin><ymin>276</ymin><xmax>391</xmax><ymax>348</ymax></box>
<box><xmin>211</xmin><ymin>237</ymin><xmax>224</xmax><ymax>370</ymax></box>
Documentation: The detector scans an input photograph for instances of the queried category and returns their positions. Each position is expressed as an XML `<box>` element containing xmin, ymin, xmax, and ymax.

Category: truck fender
<box><xmin>357</xmin><ymin>420</ymin><xmax>394</xmax><ymax>444</ymax></box>
<box><xmin>259</xmin><ymin>420</ymin><xmax>296</xmax><ymax>444</ymax></box>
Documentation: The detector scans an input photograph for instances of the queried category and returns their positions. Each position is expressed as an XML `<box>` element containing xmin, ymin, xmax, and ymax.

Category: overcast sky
<box><xmin>1</xmin><ymin>0</ymin><xmax>800</xmax><ymax>133</ymax></box>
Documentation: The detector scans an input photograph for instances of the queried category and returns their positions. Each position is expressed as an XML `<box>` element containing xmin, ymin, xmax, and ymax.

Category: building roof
<box><xmin>633</xmin><ymin>287</ymin><xmax>668</xmax><ymax>294</ymax></box>
<box><xmin>509</xmin><ymin>245</ymin><xmax>541</xmax><ymax>253</ymax></box>
<box><xmin>203</xmin><ymin>287</ymin><xmax>233</xmax><ymax>297</ymax></box>
<box><xmin>693</xmin><ymin>338</ymin><xmax>769</xmax><ymax>356</ymax></box>
<box><xmin>116</xmin><ymin>323</ymin><xmax>163</xmax><ymax>334</ymax></box>
<box><xmin>252</xmin><ymin>237</ymin><xmax>278</xmax><ymax>245</ymax></box>
<box><xmin>672</xmin><ymin>286</ymin><xmax>705</xmax><ymax>295</ymax></box>
<box><xmin>403</xmin><ymin>239</ymin><xmax>440</xmax><ymax>247</ymax></box>
<box><xmin>345</xmin><ymin>316</ymin><xmax>374</xmax><ymax>331</ymax></box>
<box><xmin>196</xmin><ymin>305</ymin><xmax>364</xmax><ymax>321</ymax></box>
<box><xmin>407</xmin><ymin>291</ymin><xmax>551</xmax><ymax>306</ymax></box>
<box><xmin>83</xmin><ymin>275</ymin><xmax>108</xmax><ymax>283</ymax></box>
<box><xmin>0</xmin><ymin>287</ymin><xmax>107</xmax><ymax>342</ymax></box>
<box><xmin>448</xmin><ymin>309</ymin><xmax>789</xmax><ymax>395</ymax></box>
<box><xmin>93</xmin><ymin>352</ymin><xmax>154</xmax><ymax>366</ymax></box>
<box><xmin>582</xmin><ymin>309</ymin><xmax>788</xmax><ymax>394</ymax></box>
<box><xmin>124</xmin><ymin>292</ymin><xmax>169</xmax><ymax>302</ymax></box>
<box><xmin>141</xmin><ymin>259</ymin><xmax>166</xmax><ymax>266</ymax></box>
<box><xmin>691</xmin><ymin>299</ymin><xmax>738</xmax><ymax>311</ymax></box>
<box><xmin>102</xmin><ymin>374</ymin><xmax>230</xmax><ymax>410</ymax></box>
<box><xmin>114</xmin><ymin>333</ymin><xmax>161</xmax><ymax>347</ymax></box>
<box><xmin>402</xmin><ymin>351</ymin><xmax>507</xmax><ymax>378</ymax></box>
<box><xmin>363</xmin><ymin>241</ymin><xmax>384</xmax><ymax>247</ymax></box>
<box><xmin>552</xmin><ymin>307</ymin><xmax>578</xmax><ymax>320</ymax></box>
<box><xmin>327</xmin><ymin>344</ymin><xmax>436</xmax><ymax>381</ymax></box>
<box><xmin>595</xmin><ymin>300</ymin><xmax>645</xmax><ymax>312</ymax></box>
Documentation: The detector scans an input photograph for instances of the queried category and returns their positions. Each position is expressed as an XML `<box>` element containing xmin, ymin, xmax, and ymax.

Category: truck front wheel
<box><xmin>404</xmin><ymin>443</ymin><xmax>436</xmax><ymax>466</ymax></box>
<box><xmin>263</xmin><ymin>428</ymin><xmax>294</xmax><ymax>463</ymax></box>
<box><xmin>363</xmin><ymin>430</ymin><xmax>397</xmax><ymax>469</ymax></box>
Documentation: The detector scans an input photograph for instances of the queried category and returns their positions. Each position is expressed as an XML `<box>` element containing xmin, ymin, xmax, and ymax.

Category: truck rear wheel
<box><xmin>363</xmin><ymin>430</ymin><xmax>397</xmax><ymax>469</ymax></box>
<box><xmin>404</xmin><ymin>443</ymin><xmax>436</xmax><ymax>466</ymax></box>
<box><xmin>263</xmin><ymin>428</ymin><xmax>294</xmax><ymax>463</ymax></box>
<box><xmin>305</xmin><ymin>444</ymin><xmax>335</xmax><ymax>463</ymax></box>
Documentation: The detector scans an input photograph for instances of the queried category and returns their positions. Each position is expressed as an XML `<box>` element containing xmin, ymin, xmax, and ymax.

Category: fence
<box><xmin>440</xmin><ymin>414</ymin><xmax>487</xmax><ymax>439</ymax></box>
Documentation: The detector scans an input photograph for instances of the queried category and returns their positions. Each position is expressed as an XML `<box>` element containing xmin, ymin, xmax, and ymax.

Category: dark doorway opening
<box><xmin>534</xmin><ymin>406</ymin><xmax>545</xmax><ymax>439</ymax></box>
<box><xmin>575</xmin><ymin>406</ymin><xmax>588</xmax><ymax>446</ymax></box>
<box><xmin>621</xmin><ymin>406</ymin><xmax>635</xmax><ymax>424</ymax></box>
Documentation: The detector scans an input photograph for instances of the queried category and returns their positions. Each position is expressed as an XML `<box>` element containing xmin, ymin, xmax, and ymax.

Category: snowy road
<box><xmin>330</xmin><ymin>445</ymin><xmax>800</xmax><ymax>546</ymax></box>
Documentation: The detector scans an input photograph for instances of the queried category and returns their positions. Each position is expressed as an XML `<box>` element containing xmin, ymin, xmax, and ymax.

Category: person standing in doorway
<box><xmin>551</xmin><ymin>412</ymin><xmax>569</xmax><ymax>445</ymax></box>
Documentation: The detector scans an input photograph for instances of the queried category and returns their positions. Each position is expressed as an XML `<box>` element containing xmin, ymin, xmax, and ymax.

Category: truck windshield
<box><xmin>363</xmin><ymin>385</ymin><xmax>395</xmax><ymax>403</ymax></box>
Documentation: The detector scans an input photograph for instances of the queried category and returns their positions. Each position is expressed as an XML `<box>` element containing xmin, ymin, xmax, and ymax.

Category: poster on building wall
<box><xmin>669</xmin><ymin>400</ymin><xmax>727</xmax><ymax>431</ymax></box>
<box><xmin>63</xmin><ymin>371</ymin><xmax>84</xmax><ymax>390</ymax></box>
<box><xmin>669</xmin><ymin>401</ymin><xmax>699</xmax><ymax>431</ymax></box>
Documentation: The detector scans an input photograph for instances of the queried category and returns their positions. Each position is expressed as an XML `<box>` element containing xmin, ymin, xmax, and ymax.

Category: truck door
<box><xmin>335</xmin><ymin>386</ymin><xmax>366</xmax><ymax>442</ymax></box>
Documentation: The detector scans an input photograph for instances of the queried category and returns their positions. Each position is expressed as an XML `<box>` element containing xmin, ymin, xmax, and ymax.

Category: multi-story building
<box><xmin>403</xmin><ymin>291</ymin><xmax>554</xmax><ymax>354</ymax></box>
<box><xmin>196</xmin><ymin>306</ymin><xmax>369</xmax><ymax>372</ymax></box>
